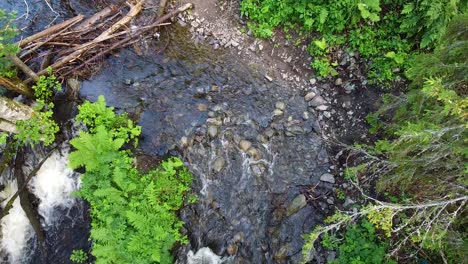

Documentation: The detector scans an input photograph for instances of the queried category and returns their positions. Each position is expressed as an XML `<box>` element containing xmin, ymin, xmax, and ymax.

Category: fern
<box><xmin>70</xmin><ymin>96</ymin><xmax>193</xmax><ymax>264</ymax></box>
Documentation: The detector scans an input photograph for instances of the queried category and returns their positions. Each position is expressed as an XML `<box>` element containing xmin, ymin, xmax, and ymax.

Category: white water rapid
<box><xmin>0</xmin><ymin>149</ymin><xmax>80</xmax><ymax>263</ymax></box>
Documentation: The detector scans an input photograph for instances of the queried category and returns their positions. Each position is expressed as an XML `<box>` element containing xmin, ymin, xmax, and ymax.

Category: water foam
<box><xmin>0</xmin><ymin>181</ymin><xmax>34</xmax><ymax>264</ymax></box>
<box><xmin>0</xmin><ymin>149</ymin><xmax>80</xmax><ymax>263</ymax></box>
<box><xmin>187</xmin><ymin>247</ymin><xmax>226</xmax><ymax>264</ymax></box>
<box><xmin>28</xmin><ymin>150</ymin><xmax>79</xmax><ymax>226</ymax></box>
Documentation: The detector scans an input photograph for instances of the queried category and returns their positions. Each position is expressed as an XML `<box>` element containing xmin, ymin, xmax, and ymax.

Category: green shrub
<box><xmin>14</xmin><ymin>70</ymin><xmax>61</xmax><ymax>146</ymax></box>
<box><xmin>0</xmin><ymin>9</ymin><xmax>19</xmax><ymax>78</ymax></box>
<box><xmin>70</xmin><ymin>96</ymin><xmax>193</xmax><ymax>264</ymax></box>
<box><xmin>240</xmin><ymin>0</ymin><xmax>467</xmax><ymax>81</ymax></box>
<box><xmin>323</xmin><ymin>220</ymin><xmax>395</xmax><ymax>264</ymax></box>
<box><xmin>70</xmin><ymin>249</ymin><xmax>87</xmax><ymax>264</ymax></box>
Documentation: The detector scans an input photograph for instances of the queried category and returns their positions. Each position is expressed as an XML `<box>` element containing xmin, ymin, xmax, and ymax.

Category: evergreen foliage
<box><xmin>302</xmin><ymin>15</ymin><xmax>467</xmax><ymax>263</ymax></box>
<box><xmin>70</xmin><ymin>96</ymin><xmax>192</xmax><ymax>264</ymax></box>
<box><xmin>240</xmin><ymin>0</ymin><xmax>467</xmax><ymax>81</ymax></box>
<box><xmin>0</xmin><ymin>9</ymin><xmax>19</xmax><ymax>78</ymax></box>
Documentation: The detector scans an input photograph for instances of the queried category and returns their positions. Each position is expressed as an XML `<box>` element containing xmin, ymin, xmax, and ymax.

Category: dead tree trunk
<box><xmin>14</xmin><ymin>148</ymin><xmax>46</xmax><ymax>244</ymax></box>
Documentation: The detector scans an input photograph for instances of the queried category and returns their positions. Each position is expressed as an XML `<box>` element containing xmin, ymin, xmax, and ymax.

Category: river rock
<box><xmin>316</xmin><ymin>105</ymin><xmax>329</xmax><ymax>111</ymax></box>
<box><xmin>287</xmin><ymin>194</ymin><xmax>307</xmax><ymax>216</ymax></box>
<box><xmin>213</xmin><ymin>157</ymin><xmax>226</xmax><ymax>173</ymax></box>
<box><xmin>275</xmin><ymin>101</ymin><xmax>286</xmax><ymax>110</ymax></box>
<box><xmin>273</xmin><ymin>109</ymin><xmax>283</xmax><ymax>116</ymax></box>
<box><xmin>320</xmin><ymin>173</ymin><xmax>335</xmax><ymax>184</ymax></box>
<box><xmin>180</xmin><ymin>136</ymin><xmax>189</xmax><ymax>147</ymax></box>
<box><xmin>247</xmin><ymin>147</ymin><xmax>261</xmax><ymax>160</ymax></box>
<box><xmin>334</xmin><ymin>78</ymin><xmax>343</xmax><ymax>86</ymax></box>
<box><xmin>308</xmin><ymin>96</ymin><xmax>327</xmax><ymax>107</ymax></box>
<box><xmin>344</xmin><ymin>197</ymin><xmax>355</xmax><ymax>208</ymax></box>
<box><xmin>227</xmin><ymin>243</ymin><xmax>238</xmax><ymax>255</ymax></box>
<box><xmin>208</xmin><ymin>126</ymin><xmax>218</xmax><ymax>138</ymax></box>
<box><xmin>239</xmin><ymin>140</ymin><xmax>252</xmax><ymax>152</ymax></box>
<box><xmin>304</xmin><ymin>92</ymin><xmax>316</xmax><ymax>102</ymax></box>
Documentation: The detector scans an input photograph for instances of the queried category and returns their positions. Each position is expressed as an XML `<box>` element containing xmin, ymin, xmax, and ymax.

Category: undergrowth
<box><xmin>70</xmin><ymin>96</ymin><xmax>193</xmax><ymax>264</ymax></box>
<box><xmin>240</xmin><ymin>0</ymin><xmax>467</xmax><ymax>83</ymax></box>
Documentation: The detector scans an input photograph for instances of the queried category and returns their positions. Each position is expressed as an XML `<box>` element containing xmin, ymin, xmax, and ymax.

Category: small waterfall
<box><xmin>0</xmin><ymin>182</ymin><xmax>34</xmax><ymax>264</ymax></box>
<box><xmin>29</xmin><ymin>150</ymin><xmax>79</xmax><ymax>226</ymax></box>
<box><xmin>0</xmin><ymin>148</ymin><xmax>81</xmax><ymax>263</ymax></box>
<box><xmin>187</xmin><ymin>247</ymin><xmax>228</xmax><ymax>264</ymax></box>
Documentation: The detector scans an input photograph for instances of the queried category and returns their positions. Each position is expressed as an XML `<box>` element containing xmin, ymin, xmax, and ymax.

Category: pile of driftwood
<box><xmin>0</xmin><ymin>0</ymin><xmax>192</xmax><ymax>98</ymax></box>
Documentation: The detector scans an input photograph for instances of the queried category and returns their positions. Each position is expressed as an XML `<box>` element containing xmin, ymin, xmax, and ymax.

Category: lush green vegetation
<box><xmin>69</xmin><ymin>96</ymin><xmax>193</xmax><ymax>264</ymax></box>
<box><xmin>0</xmin><ymin>9</ymin><xmax>19</xmax><ymax>78</ymax></box>
<box><xmin>70</xmin><ymin>249</ymin><xmax>88</xmax><ymax>264</ymax></box>
<box><xmin>321</xmin><ymin>220</ymin><xmax>394</xmax><ymax>264</ymax></box>
<box><xmin>303</xmin><ymin>15</ymin><xmax>467</xmax><ymax>263</ymax></box>
<box><xmin>241</xmin><ymin>0</ymin><xmax>467</xmax><ymax>82</ymax></box>
<box><xmin>14</xmin><ymin>68</ymin><xmax>61</xmax><ymax>146</ymax></box>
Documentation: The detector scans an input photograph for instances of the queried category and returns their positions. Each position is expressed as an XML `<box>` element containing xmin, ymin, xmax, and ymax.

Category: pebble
<box><xmin>304</xmin><ymin>92</ymin><xmax>316</xmax><ymax>102</ymax></box>
<box><xmin>247</xmin><ymin>148</ymin><xmax>262</xmax><ymax>160</ymax></box>
<box><xmin>316</xmin><ymin>105</ymin><xmax>329</xmax><ymax>111</ymax></box>
<box><xmin>264</xmin><ymin>75</ymin><xmax>273</xmax><ymax>82</ymax></box>
<box><xmin>191</xmin><ymin>21</ymin><xmax>200</xmax><ymax>28</ymax></box>
<box><xmin>273</xmin><ymin>109</ymin><xmax>283</xmax><ymax>116</ymax></box>
<box><xmin>344</xmin><ymin>197</ymin><xmax>356</xmax><ymax>207</ymax></box>
<box><xmin>334</xmin><ymin>78</ymin><xmax>343</xmax><ymax>86</ymax></box>
<box><xmin>213</xmin><ymin>157</ymin><xmax>226</xmax><ymax>173</ymax></box>
<box><xmin>320</xmin><ymin>173</ymin><xmax>335</xmax><ymax>184</ymax></box>
<box><xmin>310</xmin><ymin>78</ymin><xmax>317</xmax><ymax>85</ymax></box>
<box><xmin>309</xmin><ymin>96</ymin><xmax>327</xmax><ymax>107</ymax></box>
<box><xmin>197</xmin><ymin>104</ymin><xmax>208</xmax><ymax>111</ymax></box>
<box><xmin>287</xmin><ymin>194</ymin><xmax>307</xmax><ymax>216</ymax></box>
<box><xmin>208</xmin><ymin>126</ymin><xmax>218</xmax><ymax>138</ymax></box>
<box><xmin>275</xmin><ymin>101</ymin><xmax>286</xmax><ymax>110</ymax></box>
<box><xmin>239</xmin><ymin>140</ymin><xmax>252</xmax><ymax>152</ymax></box>
<box><xmin>180</xmin><ymin>136</ymin><xmax>189</xmax><ymax>147</ymax></box>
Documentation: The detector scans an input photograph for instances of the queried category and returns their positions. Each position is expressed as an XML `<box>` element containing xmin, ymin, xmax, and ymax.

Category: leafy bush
<box><xmin>70</xmin><ymin>249</ymin><xmax>87</xmax><ymax>264</ymax></box>
<box><xmin>14</xmin><ymin>70</ymin><xmax>61</xmax><ymax>146</ymax></box>
<box><xmin>240</xmin><ymin>0</ymin><xmax>467</xmax><ymax>81</ymax></box>
<box><xmin>302</xmin><ymin>15</ymin><xmax>467</xmax><ymax>263</ymax></box>
<box><xmin>0</xmin><ymin>9</ymin><xmax>19</xmax><ymax>78</ymax></box>
<box><xmin>70</xmin><ymin>96</ymin><xmax>193</xmax><ymax>264</ymax></box>
<box><xmin>323</xmin><ymin>220</ymin><xmax>394</xmax><ymax>264</ymax></box>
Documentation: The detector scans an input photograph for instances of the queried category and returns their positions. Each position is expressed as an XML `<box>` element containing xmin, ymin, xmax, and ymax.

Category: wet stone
<box><xmin>208</xmin><ymin>126</ymin><xmax>218</xmax><ymax>138</ymax></box>
<box><xmin>304</xmin><ymin>92</ymin><xmax>316</xmax><ymax>102</ymax></box>
<box><xmin>239</xmin><ymin>140</ymin><xmax>252</xmax><ymax>152</ymax></box>
<box><xmin>308</xmin><ymin>96</ymin><xmax>327</xmax><ymax>107</ymax></box>
<box><xmin>287</xmin><ymin>194</ymin><xmax>307</xmax><ymax>216</ymax></box>
<box><xmin>213</xmin><ymin>157</ymin><xmax>226</xmax><ymax>173</ymax></box>
<box><xmin>275</xmin><ymin>101</ymin><xmax>286</xmax><ymax>110</ymax></box>
<box><xmin>320</xmin><ymin>173</ymin><xmax>335</xmax><ymax>184</ymax></box>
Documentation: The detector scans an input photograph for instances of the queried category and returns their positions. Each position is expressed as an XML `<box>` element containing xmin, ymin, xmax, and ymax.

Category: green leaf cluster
<box><xmin>14</xmin><ymin>70</ymin><xmax>62</xmax><ymax>146</ymax></box>
<box><xmin>0</xmin><ymin>9</ymin><xmax>19</xmax><ymax>78</ymax></box>
<box><xmin>323</xmin><ymin>220</ymin><xmax>395</xmax><ymax>264</ymax></box>
<box><xmin>70</xmin><ymin>96</ymin><xmax>193</xmax><ymax>264</ymax></box>
<box><xmin>76</xmin><ymin>95</ymin><xmax>140</xmax><ymax>146</ymax></box>
<box><xmin>70</xmin><ymin>249</ymin><xmax>87</xmax><ymax>264</ymax></box>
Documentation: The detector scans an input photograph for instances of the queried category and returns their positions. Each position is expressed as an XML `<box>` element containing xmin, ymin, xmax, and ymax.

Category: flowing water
<box><xmin>0</xmin><ymin>1</ymin><xmax>330</xmax><ymax>263</ymax></box>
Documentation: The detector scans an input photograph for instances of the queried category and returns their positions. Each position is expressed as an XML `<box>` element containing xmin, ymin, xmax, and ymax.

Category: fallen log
<box><xmin>94</xmin><ymin>0</ymin><xmax>145</xmax><ymax>42</ymax></box>
<box><xmin>14</xmin><ymin>148</ymin><xmax>46</xmax><ymax>243</ymax></box>
<box><xmin>74</xmin><ymin>5</ymin><xmax>118</xmax><ymax>32</ymax></box>
<box><xmin>0</xmin><ymin>149</ymin><xmax>54</xmax><ymax>220</ymax></box>
<box><xmin>7</xmin><ymin>55</ymin><xmax>39</xmax><ymax>82</ymax></box>
<box><xmin>61</xmin><ymin>3</ymin><xmax>194</xmax><ymax>76</ymax></box>
<box><xmin>0</xmin><ymin>76</ymin><xmax>34</xmax><ymax>97</ymax></box>
<box><xmin>17</xmin><ymin>15</ymin><xmax>84</xmax><ymax>48</ymax></box>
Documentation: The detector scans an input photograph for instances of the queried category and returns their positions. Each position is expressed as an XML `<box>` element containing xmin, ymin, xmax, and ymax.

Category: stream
<box><xmin>0</xmin><ymin>1</ymin><xmax>330</xmax><ymax>263</ymax></box>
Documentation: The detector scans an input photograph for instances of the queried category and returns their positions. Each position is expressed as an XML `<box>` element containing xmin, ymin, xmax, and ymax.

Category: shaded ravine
<box><xmin>80</xmin><ymin>27</ymin><xmax>330</xmax><ymax>263</ymax></box>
